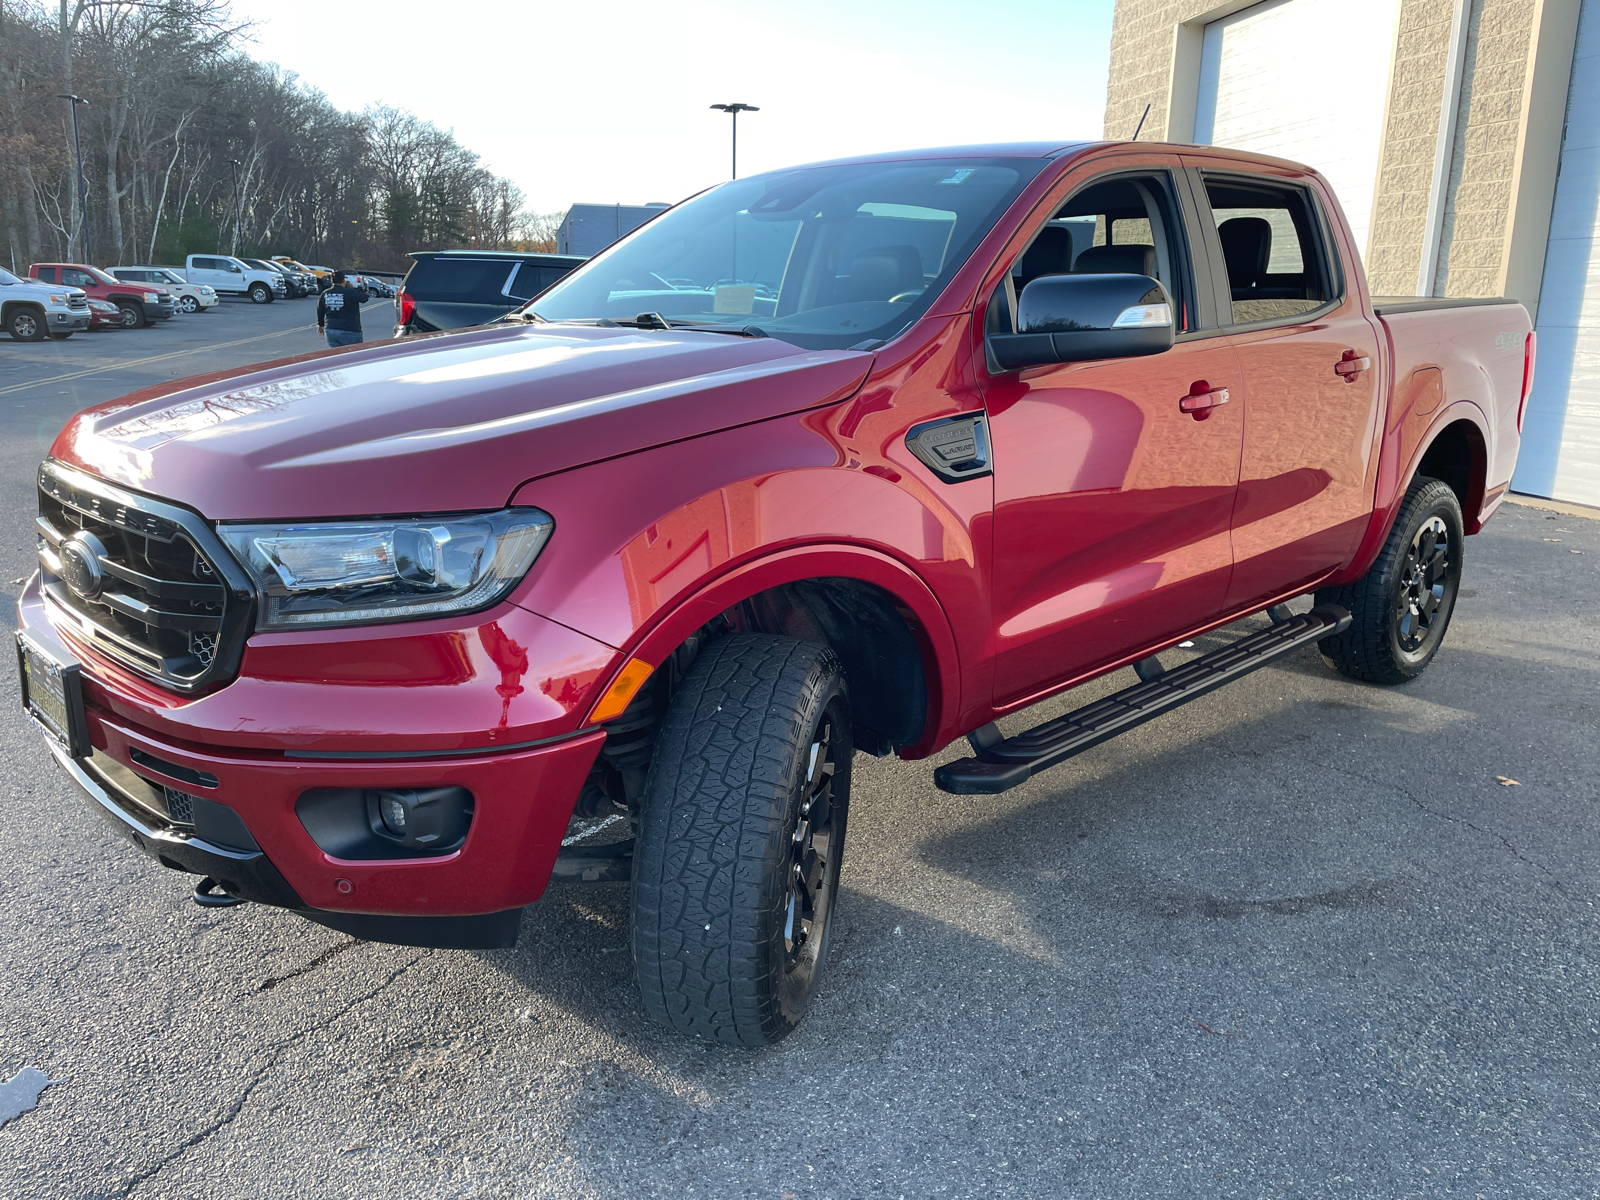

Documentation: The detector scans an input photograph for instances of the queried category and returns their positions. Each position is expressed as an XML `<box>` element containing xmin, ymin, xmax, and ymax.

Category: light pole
<box><xmin>709</xmin><ymin>103</ymin><xmax>759</xmax><ymax>180</ymax></box>
<box><xmin>56</xmin><ymin>94</ymin><xmax>90</xmax><ymax>262</ymax></box>
<box><xmin>227</xmin><ymin>158</ymin><xmax>243</xmax><ymax>255</ymax></box>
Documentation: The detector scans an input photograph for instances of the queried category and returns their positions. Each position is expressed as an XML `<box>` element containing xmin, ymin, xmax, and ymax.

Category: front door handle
<box><xmin>1334</xmin><ymin>350</ymin><xmax>1371</xmax><ymax>381</ymax></box>
<box><xmin>1179</xmin><ymin>380</ymin><xmax>1230</xmax><ymax>420</ymax></box>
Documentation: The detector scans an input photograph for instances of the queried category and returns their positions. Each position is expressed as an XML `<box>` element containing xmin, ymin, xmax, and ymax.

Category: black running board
<box><xmin>934</xmin><ymin>605</ymin><xmax>1351</xmax><ymax>795</ymax></box>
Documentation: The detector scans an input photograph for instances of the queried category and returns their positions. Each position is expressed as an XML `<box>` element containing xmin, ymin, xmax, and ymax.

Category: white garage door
<box><xmin>1193</xmin><ymin>0</ymin><xmax>1401</xmax><ymax>259</ymax></box>
<box><xmin>1517</xmin><ymin>0</ymin><xmax>1599</xmax><ymax>507</ymax></box>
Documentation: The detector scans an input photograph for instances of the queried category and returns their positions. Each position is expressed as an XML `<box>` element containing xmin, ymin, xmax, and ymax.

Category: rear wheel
<box><xmin>632</xmin><ymin>634</ymin><xmax>852</xmax><ymax>1047</ymax></box>
<box><xmin>248</xmin><ymin>283</ymin><xmax>272</xmax><ymax>304</ymax></box>
<box><xmin>116</xmin><ymin>301</ymin><xmax>145</xmax><ymax>329</ymax></box>
<box><xmin>6</xmin><ymin>307</ymin><xmax>45</xmax><ymax>341</ymax></box>
<box><xmin>1316</xmin><ymin>476</ymin><xmax>1464</xmax><ymax>684</ymax></box>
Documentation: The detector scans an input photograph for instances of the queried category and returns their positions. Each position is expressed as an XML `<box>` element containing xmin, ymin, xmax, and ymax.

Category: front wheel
<box><xmin>248</xmin><ymin>283</ymin><xmax>272</xmax><ymax>303</ymax></box>
<box><xmin>633</xmin><ymin>634</ymin><xmax>852</xmax><ymax>1047</ymax></box>
<box><xmin>116</xmin><ymin>301</ymin><xmax>145</xmax><ymax>329</ymax></box>
<box><xmin>1316</xmin><ymin>476</ymin><xmax>1464</xmax><ymax>684</ymax></box>
<box><xmin>6</xmin><ymin>307</ymin><xmax>45</xmax><ymax>341</ymax></box>
<box><xmin>179</xmin><ymin>296</ymin><xmax>199</xmax><ymax>313</ymax></box>
<box><xmin>48</xmin><ymin>332</ymin><xmax>73</xmax><ymax>340</ymax></box>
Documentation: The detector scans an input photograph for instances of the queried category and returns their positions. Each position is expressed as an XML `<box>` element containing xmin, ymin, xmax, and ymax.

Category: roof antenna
<box><xmin>1131</xmin><ymin>103</ymin><xmax>1151</xmax><ymax>141</ymax></box>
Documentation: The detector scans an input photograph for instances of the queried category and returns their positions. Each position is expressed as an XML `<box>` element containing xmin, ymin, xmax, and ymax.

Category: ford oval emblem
<box><xmin>59</xmin><ymin>532</ymin><xmax>107</xmax><ymax>602</ymax></box>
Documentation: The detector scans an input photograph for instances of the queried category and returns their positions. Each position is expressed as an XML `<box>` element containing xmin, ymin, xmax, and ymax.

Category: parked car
<box><xmin>242</xmin><ymin>258</ymin><xmax>310</xmax><ymax>299</ymax></box>
<box><xmin>85</xmin><ymin>297</ymin><xmax>124</xmax><ymax>330</ymax></box>
<box><xmin>173</xmin><ymin>255</ymin><xmax>285</xmax><ymax>303</ymax></box>
<box><xmin>394</xmin><ymin>250</ymin><xmax>584</xmax><ymax>336</ymax></box>
<box><xmin>273</xmin><ymin>256</ymin><xmax>325</xmax><ymax>281</ymax></box>
<box><xmin>19</xmin><ymin>141</ymin><xmax>1534</xmax><ymax>1048</ymax></box>
<box><xmin>28</xmin><ymin>262</ymin><xmax>175</xmax><ymax>328</ymax></box>
<box><xmin>353</xmin><ymin>274</ymin><xmax>395</xmax><ymax>298</ymax></box>
<box><xmin>0</xmin><ymin>265</ymin><xmax>90</xmax><ymax>340</ymax></box>
<box><xmin>110</xmin><ymin>266</ymin><xmax>218</xmax><ymax>314</ymax></box>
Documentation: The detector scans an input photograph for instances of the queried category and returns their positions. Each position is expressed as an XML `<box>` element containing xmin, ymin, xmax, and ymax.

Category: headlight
<box><xmin>218</xmin><ymin>508</ymin><xmax>553</xmax><ymax>631</ymax></box>
<box><xmin>144</xmin><ymin>292</ymin><xmax>159</xmax><ymax>302</ymax></box>
<box><xmin>49</xmin><ymin>293</ymin><xmax>66</xmax><ymax>304</ymax></box>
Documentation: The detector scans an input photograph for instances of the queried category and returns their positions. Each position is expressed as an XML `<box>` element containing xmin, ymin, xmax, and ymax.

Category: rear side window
<box><xmin>1203</xmin><ymin>177</ymin><xmax>1336</xmax><ymax>325</ymax></box>
<box><xmin>404</xmin><ymin>258</ymin><xmax>516</xmax><ymax>301</ymax></box>
<box><xmin>35</xmin><ymin>267</ymin><xmax>57</xmax><ymax>283</ymax></box>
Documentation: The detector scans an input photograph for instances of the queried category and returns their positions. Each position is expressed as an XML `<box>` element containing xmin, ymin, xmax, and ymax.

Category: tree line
<box><xmin>0</xmin><ymin>0</ymin><xmax>562</xmax><ymax>274</ymax></box>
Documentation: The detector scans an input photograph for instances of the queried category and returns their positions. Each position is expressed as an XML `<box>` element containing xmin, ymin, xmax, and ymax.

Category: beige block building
<box><xmin>1103</xmin><ymin>0</ymin><xmax>1598</xmax><ymax>505</ymax></box>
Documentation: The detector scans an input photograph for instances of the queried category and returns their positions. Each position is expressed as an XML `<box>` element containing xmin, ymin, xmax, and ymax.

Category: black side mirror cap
<box><xmin>988</xmin><ymin>273</ymin><xmax>1175</xmax><ymax>372</ymax></box>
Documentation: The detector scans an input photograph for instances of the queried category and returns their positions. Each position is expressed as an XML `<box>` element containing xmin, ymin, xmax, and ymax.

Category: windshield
<box><xmin>529</xmin><ymin>157</ymin><xmax>1045</xmax><ymax>350</ymax></box>
<box><xmin>154</xmin><ymin>268</ymin><xmax>185</xmax><ymax>285</ymax></box>
<box><xmin>0</xmin><ymin>267</ymin><xmax>20</xmax><ymax>286</ymax></box>
<box><xmin>87</xmin><ymin>266</ymin><xmax>119</xmax><ymax>285</ymax></box>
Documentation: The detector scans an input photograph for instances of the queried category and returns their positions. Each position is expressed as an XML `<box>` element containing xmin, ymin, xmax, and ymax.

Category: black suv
<box><xmin>394</xmin><ymin>250</ymin><xmax>585</xmax><ymax>337</ymax></box>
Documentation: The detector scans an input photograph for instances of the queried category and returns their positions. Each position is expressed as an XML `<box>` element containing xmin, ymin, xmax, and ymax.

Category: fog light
<box><xmin>379</xmin><ymin>794</ymin><xmax>407</xmax><ymax>835</ymax></box>
<box><xmin>364</xmin><ymin>786</ymin><xmax>473</xmax><ymax>852</ymax></box>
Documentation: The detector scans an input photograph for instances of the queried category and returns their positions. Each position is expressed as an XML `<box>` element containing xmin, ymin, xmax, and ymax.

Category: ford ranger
<box><xmin>18</xmin><ymin>142</ymin><xmax>1534</xmax><ymax>1047</ymax></box>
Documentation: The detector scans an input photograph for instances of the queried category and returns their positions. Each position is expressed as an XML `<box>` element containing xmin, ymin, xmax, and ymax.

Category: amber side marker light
<box><xmin>589</xmin><ymin>657</ymin><xmax>654</xmax><ymax>723</ymax></box>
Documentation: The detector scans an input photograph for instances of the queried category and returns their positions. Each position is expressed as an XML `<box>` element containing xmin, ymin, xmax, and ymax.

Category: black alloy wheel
<box><xmin>784</xmin><ymin>710</ymin><xmax>841</xmax><ymax>981</ymax></box>
<box><xmin>1317</xmin><ymin>475</ymin><xmax>1464</xmax><ymax>684</ymax></box>
<box><xmin>633</xmin><ymin>634</ymin><xmax>853</xmax><ymax>1047</ymax></box>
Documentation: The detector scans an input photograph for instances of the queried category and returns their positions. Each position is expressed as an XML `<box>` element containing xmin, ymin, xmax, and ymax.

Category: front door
<box><xmin>1187</xmin><ymin>164</ymin><xmax>1385</xmax><ymax>608</ymax></box>
<box><xmin>981</xmin><ymin>164</ymin><xmax>1245</xmax><ymax>707</ymax></box>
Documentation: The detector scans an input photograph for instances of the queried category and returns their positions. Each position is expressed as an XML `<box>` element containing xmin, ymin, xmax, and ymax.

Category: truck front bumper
<box><xmin>49</xmin><ymin>310</ymin><xmax>91</xmax><ymax>332</ymax></box>
<box><xmin>19</xmin><ymin>578</ymin><xmax>613</xmax><ymax>949</ymax></box>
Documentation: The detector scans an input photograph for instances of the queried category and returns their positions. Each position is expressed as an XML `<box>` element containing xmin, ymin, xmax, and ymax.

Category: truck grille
<box><xmin>66</xmin><ymin>295</ymin><xmax>88</xmax><ymax>310</ymax></box>
<box><xmin>36</xmin><ymin>462</ymin><xmax>253</xmax><ymax>693</ymax></box>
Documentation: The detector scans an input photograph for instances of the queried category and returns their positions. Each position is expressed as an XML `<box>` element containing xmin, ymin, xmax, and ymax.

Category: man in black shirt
<box><xmin>316</xmin><ymin>271</ymin><xmax>370</xmax><ymax>348</ymax></box>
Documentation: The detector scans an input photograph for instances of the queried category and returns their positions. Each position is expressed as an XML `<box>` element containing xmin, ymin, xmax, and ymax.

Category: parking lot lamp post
<box><xmin>709</xmin><ymin>103</ymin><xmax>759</xmax><ymax>180</ymax></box>
<box><xmin>55</xmin><ymin>94</ymin><xmax>91</xmax><ymax>262</ymax></box>
<box><xmin>228</xmin><ymin>158</ymin><xmax>243</xmax><ymax>255</ymax></box>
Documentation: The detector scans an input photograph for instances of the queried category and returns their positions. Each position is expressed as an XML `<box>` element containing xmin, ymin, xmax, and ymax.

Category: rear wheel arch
<box><xmin>1413</xmin><ymin>416</ymin><xmax>1488</xmax><ymax>531</ymax></box>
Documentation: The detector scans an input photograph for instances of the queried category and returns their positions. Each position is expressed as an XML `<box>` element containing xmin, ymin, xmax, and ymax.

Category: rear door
<box><xmin>980</xmin><ymin>154</ymin><xmax>1246</xmax><ymax>706</ymax></box>
<box><xmin>190</xmin><ymin>257</ymin><xmax>227</xmax><ymax>290</ymax></box>
<box><xmin>1183</xmin><ymin>160</ymin><xmax>1384</xmax><ymax>608</ymax></box>
<box><xmin>405</xmin><ymin>257</ymin><xmax>518</xmax><ymax>330</ymax></box>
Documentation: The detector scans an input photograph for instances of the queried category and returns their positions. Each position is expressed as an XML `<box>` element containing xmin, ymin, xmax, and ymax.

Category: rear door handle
<box><xmin>1179</xmin><ymin>381</ymin><xmax>1230</xmax><ymax>418</ymax></box>
<box><xmin>1334</xmin><ymin>351</ymin><xmax>1371</xmax><ymax>380</ymax></box>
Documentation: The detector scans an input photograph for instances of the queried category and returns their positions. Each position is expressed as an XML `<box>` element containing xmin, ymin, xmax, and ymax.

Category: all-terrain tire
<box><xmin>1316</xmin><ymin>476</ymin><xmax>1464</xmax><ymax>684</ymax></box>
<box><xmin>632</xmin><ymin>634</ymin><xmax>852</xmax><ymax>1047</ymax></box>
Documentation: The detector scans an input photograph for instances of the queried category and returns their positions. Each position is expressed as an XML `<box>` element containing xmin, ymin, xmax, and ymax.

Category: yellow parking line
<box><xmin>0</xmin><ymin>323</ymin><xmax>316</xmax><ymax>398</ymax></box>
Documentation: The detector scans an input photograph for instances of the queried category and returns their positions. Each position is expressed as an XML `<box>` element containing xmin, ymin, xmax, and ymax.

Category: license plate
<box><xmin>17</xmin><ymin>631</ymin><xmax>90</xmax><ymax>757</ymax></box>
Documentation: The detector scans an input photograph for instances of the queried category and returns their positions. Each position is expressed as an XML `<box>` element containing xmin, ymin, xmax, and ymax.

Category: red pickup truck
<box><xmin>29</xmin><ymin>263</ymin><xmax>176</xmax><ymax>328</ymax></box>
<box><xmin>19</xmin><ymin>141</ymin><xmax>1533</xmax><ymax>1047</ymax></box>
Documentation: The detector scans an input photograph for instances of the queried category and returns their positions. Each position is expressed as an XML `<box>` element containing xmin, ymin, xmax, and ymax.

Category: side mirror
<box><xmin>988</xmin><ymin>274</ymin><xmax>1175</xmax><ymax>372</ymax></box>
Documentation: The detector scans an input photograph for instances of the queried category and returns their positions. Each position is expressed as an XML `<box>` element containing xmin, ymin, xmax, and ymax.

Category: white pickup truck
<box><xmin>0</xmin><ymin>265</ymin><xmax>91</xmax><ymax>340</ymax></box>
<box><xmin>174</xmin><ymin>255</ymin><xmax>285</xmax><ymax>304</ymax></box>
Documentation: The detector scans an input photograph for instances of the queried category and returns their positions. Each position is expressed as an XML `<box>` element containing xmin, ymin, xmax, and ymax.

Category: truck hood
<box><xmin>52</xmin><ymin>323</ymin><xmax>874</xmax><ymax>520</ymax></box>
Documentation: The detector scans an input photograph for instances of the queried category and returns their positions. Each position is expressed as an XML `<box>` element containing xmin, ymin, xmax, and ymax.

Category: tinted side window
<box><xmin>1203</xmin><ymin>177</ymin><xmax>1334</xmax><ymax>325</ymax></box>
<box><xmin>35</xmin><ymin>267</ymin><xmax>57</xmax><ymax>283</ymax></box>
<box><xmin>404</xmin><ymin>259</ymin><xmax>516</xmax><ymax>301</ymax></box>
<box><xmin>193</xmin><ymin>257</ymin><xmax>222</xmax><ymax>270</ymax></box>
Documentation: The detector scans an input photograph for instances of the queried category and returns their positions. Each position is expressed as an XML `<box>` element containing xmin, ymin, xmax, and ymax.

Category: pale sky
<box><xmin>231</xmin><ymin>0</ymin><xmax>1115</xmax><ymax>214</ymax></box>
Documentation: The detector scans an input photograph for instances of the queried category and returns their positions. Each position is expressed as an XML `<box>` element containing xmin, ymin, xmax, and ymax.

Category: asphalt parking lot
<box><xmin>0</xmin><ymin>309</ymin><xmax>1596</xmax><ymax>1199</ymax></box>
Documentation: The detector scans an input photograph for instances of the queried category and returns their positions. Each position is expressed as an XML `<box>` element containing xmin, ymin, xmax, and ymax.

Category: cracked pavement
<box><xmin>1</xmin><ymin>306</ymin><xmax>1598</xmax><ymax>1197</ymax></box>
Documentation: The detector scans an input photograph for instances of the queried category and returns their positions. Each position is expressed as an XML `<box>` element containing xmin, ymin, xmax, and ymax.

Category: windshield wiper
<box><xmin>563</xmin><ymin>313</ymin><xmax>769</xmax><ymax>338</ymax></box>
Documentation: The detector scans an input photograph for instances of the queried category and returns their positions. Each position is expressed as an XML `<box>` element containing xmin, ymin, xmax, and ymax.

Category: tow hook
<box><xmin>193</xmin><ymin>877</ymin><xmax>245</xmax><ymax>908</ymax></box>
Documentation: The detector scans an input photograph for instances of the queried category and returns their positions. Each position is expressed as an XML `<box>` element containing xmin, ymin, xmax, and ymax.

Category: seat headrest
<box><xmin>1218</xmin><ymin>217</ymin><xmax>1273</xmax><ymax>287</ymax></box>
<box><xmin>1071</xmin><ymin>243</ymin><xmax>1157</xmax><ymax>277</ymax></box>
<box><xmin>1018</xmin><ymin>225</ymin><xmax>1074</xmax><ymax>286</ymax></box>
